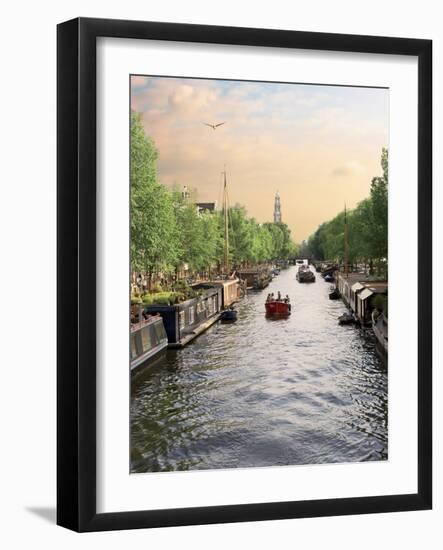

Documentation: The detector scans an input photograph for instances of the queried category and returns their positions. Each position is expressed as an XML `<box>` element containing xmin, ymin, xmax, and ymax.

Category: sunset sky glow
<box><xmin>131</xmin><ymin>75</ymin><xmax>389</xmax><ymax>242</ymax></box>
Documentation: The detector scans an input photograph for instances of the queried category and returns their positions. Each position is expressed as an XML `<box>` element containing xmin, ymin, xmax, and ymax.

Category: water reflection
<box><xmin>131</xmin><ymin>265</ymin><xmax>387</xmax><ymax>472</ymax></box>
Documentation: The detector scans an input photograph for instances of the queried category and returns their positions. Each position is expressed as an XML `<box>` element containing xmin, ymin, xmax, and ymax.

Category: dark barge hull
<box><xmin>168</xmin><ymin>314</ymin><xmax>221</xmax><ymax>348</ymax></box>
<box><xmin>145</xmin><ymin>286</ymin><xmax>223</xmax><ymax>348</ymax></box>
<box><xmin>296</xmin><ymin>274</ymin><xmax>316</xmax><ymax>283</ymax></box>
<box><xmin>130</xmin><ymin>317</ymin><xmax>168</xmax><ymax>372</ymax></box>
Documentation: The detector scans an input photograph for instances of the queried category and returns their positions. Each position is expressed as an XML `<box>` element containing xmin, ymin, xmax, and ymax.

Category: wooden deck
<box><xmin>168</xmin><ymin>312</ymin><xmax>222</xmax><ymax>348</ymax></box>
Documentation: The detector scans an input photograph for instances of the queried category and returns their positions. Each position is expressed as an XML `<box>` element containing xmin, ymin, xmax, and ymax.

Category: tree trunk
<box><xmin>147</xmin><ymin>267</ymin><xmax>153</xmax><ymax>292</ymax></box>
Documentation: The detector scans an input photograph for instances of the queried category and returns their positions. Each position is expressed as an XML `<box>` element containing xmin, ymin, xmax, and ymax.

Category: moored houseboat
<box><xmin>321</xmin><ymin>265</ymin><xmax>338</xmax><ymax>277</ymax></box>
<box><xmin>335</xmin><ymin>272</ymin><xmax>388</xmax><ymax>326</ymax></box>
<box><xmin>356</xmin><ymin>283</ymin><xmax>388</xmax><ymax>326</ymax></box>
<box><xmin>329</xmin><ymin>287</ymin><xmax>340</xmax><ymax>300</ymax></box>
<box><xmin>145</xmin><ymin>285</ymin><xmax>223</xmax><ymax>348</ymax></box>
<box><xmin>130</xmin><ymin>314</ymin><xmax>168</xmax><ymax>372</ymax></box>
<box><xmin>296</xmin><ymin>265</ymin><xmax>316</xmax><ymax>283</ymax></box>
<box><xmin>237</xmin><ymin>267</ymin><xmax>272</xmax><ymax>290</ymax></box>
<box><xmin>338</xmin><ymin>311</ymin><xmax>357</xmax><ymax>326</ymax></box>
<box><xmin>205</xmin><ymin>277</ymin><xmax>242</xmax><ymax>308</ymax></box>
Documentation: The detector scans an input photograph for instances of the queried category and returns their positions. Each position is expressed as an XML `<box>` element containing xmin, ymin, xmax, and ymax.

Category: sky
<box><xmin>131</xmin><ymin>75</ymin><xmax>388</xmax><ymax>242</ymax></box>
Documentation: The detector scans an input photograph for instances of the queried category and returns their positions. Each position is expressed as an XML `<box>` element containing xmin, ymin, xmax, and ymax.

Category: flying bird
<box><xmin>203</xmin><ymin>122</ymin><xmax>226</xmax><ymax>130</ymax></box>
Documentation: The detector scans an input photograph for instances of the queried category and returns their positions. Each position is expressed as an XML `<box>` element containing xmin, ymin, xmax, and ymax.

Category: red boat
<box><xmin>265</xmin><ymin>300</ymin><xmax>291</xmax><ymax>316</ymax></box>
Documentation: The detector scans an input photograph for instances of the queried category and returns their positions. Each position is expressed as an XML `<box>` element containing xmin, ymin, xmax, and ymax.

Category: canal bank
<box><xmin>131</xmin><ymin>265</ymin><xmax>387</xmax><ymax>473</ymax></box>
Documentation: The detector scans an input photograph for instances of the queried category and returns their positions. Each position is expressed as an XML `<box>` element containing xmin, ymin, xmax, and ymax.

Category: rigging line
<box><xmin>217</xmin><ymin>171</ymin><xmax>223</xmax><ymax>213</ymax></box>
<box><xmin>225</xmin><ymin>184</ymin><xmax>237</xmax><ymax>260</ymax></box>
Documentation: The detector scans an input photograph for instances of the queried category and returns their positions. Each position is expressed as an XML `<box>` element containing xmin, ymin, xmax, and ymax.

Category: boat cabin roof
<box><xmin>131</xmin><ymin>315</ymin><xmax>162</xmax><ymax>333</ymax></box>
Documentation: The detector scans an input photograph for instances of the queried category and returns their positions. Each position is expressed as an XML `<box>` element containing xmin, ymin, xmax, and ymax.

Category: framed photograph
<box><xmin>57</xmin><ymin>17</ymin><xmax>432</xmax><ymax>532</ymax></box>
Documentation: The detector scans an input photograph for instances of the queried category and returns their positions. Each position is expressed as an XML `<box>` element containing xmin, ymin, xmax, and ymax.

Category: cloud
<box><xmin>331</xmin><ymin>160</ymin><xmax>366</xmax><ymax>178</ymax></box>
<box><xmin>167</xmin><ymin>84</ymin><xmax>217</xmax><ymax>113</ymax></box>
<box><xmin>131</xmin><ymin>77</ymin><xmax>388</xmax><ymax>241</ymax></box>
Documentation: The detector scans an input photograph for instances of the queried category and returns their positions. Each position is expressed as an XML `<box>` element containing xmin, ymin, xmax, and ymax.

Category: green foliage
<box><xmin>228</xmin><ymin>206</ymin><xmax>255</xmax><ymax>265</ymax></box>
<box><xmin>171</xmin><ymin>280</ymin><xmax>200</xmax><ymax>298</ymax></box>
<box><xmin>369</xmin><ymin>147</ymin><xmax>388</xmax><ymax>260</ymax></box>
<box><xmin>171</xmin><ymin>190</ymin><xmax>223</xmax><ymax>271</ymax></box>
<box><xmin>131</xmin><ymin>111</ymin><xmax>299</xmax><ymax>281</ymax></box>
<box><xmin>301</xmin><ymin>148</ymin><xmax>388</xmax><ymax>276</ymax></box>
<box><xmin>373</xmin><ymin>293</ymin><xmax>388</xmax><ymax>317</ymax></box>
<box><xmin>142</xmin><ymin>283</ymin><xmax>203</xmax><ymax>305</ymax></box>
<box><xmin>149</xmin><ymin>282</ymin><xmax>163</xmax><ymax>293</ymax></box>
<box><xmin>263</xmin><ymin>222</ymin><xmax>295</xmax><ymax>259</ymax></box>
<box><xmin>143</xmin><ymin>291</ymin><xmax>182</xmax><ymax>306</ymax></box>
<box><xmin>227</xmin><ymin>207</ymin><xmax>297</xmax><ymax>266</ymax></box>
<box><xmin>131</xmin><ymin>112</ymin><xmax>181</xmax><ymax>278</ymax></box>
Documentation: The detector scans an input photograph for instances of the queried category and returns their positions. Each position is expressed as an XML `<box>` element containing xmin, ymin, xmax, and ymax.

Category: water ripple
<box><xmin>131</xmin><ymin>265</ymin><xmax>387</xmax><ymax>472</ymax></box>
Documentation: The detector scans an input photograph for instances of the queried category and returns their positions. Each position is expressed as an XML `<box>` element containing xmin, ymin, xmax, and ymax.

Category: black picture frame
<box><xmin>57</xmin><ymin>17</ymin><xmax>432</xmax><ymax>532</ymax></box>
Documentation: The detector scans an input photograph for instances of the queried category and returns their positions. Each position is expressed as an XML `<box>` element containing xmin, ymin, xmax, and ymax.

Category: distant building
<box><xmin>196</xmin><ymin>202</ymin><xmax>217</xmax><ymax>215</ymax></box>
<box><xmin>273</xmin><ymin>191</ymin><xmax>282</xmax><ymax>223</ymax></box>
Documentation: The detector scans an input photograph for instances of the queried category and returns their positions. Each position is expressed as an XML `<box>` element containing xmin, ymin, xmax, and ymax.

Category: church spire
<box><xmin>273</xmin><ymin>191</ymin><xmax>282</xmax><ymax>223</ymax></box>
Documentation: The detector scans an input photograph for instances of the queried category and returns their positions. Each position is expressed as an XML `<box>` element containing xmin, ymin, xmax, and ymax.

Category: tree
<box><xmin>171</xmin><ymin>190</ymin><xmax>224</xmax><ymax>273</ymax></box>
<box><xmin>348</xmin><ymin>198</ymin><xmax>373</xmax><ymax>263</ymax></box>
<box><xmin>131</xmin><ymin>111</ymin><xmax>181</xmax><ymax>283</ymax></box>
<box><xmin>131</xmin><ymin>110</ymin><xmax>300</xmax><ymax>280</ymax></box>
<box><xmin>228</xmin><ymin>206</ymin><xmax>255</xmax><ymax>266</ymax></box>
<box><xmin>301</xmin><ymin>148</ymin><xmax>388</xmax><ymax>277</ymax></box>
<box><xmin>264</xmin><ymin>222</ymin><xmax>294</xmax><ymax>259</ymax></box>
<box><xmin>369</xmin><ymin>147</ymin><xmax>388</xmax><ymax>263</ymax></box>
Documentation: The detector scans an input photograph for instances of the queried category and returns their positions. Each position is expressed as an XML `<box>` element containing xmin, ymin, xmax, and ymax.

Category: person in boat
<box><xmin>282</xmin><ymin>294</ymin><xmax>291</xmax><ymax>311</ymax></box>
<box><xmin>277</xmin><ymin>291</ymin><xmax>282</xmax><ymax>301</ymax></box>
<box><xmin>266</xmin><ymin>293</ymin><xmax>271</xmax><ymax>302</ymax></box>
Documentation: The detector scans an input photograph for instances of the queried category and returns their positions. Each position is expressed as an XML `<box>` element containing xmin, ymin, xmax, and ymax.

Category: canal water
<box><xmin>131</xmin><ymin>265</ymin><xmax>387</xmax><ymax>473</ymax></box>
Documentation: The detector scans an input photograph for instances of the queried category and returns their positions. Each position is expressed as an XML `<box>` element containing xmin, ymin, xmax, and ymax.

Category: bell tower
<box><xmin>273</xmin><ymin>191</ymin><xmax>282</xmax><ymax>223</ymax></box>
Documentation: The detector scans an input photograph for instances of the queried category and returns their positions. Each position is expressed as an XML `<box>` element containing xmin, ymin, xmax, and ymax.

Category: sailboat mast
<box><xmin>223</xmin><ymin>170</ymin><xmax>229</xmax><ymax>274</ymax></box>
<box><xmin>344</xmin><ymin>204</ymin><xmax>349</xmax><ymax>278</ymax></box>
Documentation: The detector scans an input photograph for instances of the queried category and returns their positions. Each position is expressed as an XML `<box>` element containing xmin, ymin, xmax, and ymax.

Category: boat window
<box><xmin>179</xmin><ymin>310</ymin><xmax>185</xmax><ymax>329</ymax></box>
<box><xmin>131</xmin><ymin>334</ymin><xmax>138</xmax><ymax>359</ymax></box>
<box><xmin>189</xmin><ymin>306</ymin><xmax>195</xmax><ymax>325</ymax></box>
<box><xmin>154</xmin><ymin>320</ymin><xmax>166</xmax><ymax>340</ymax></box>
<box><xmin>149</xmin><ymin>324</ymin><xmax>159</xmax><ymax>346</ymax></box>
<box><xmin>141</xmin><ymin>326</ymin><xmax>153</xmax><ymax>352</ymax></box>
